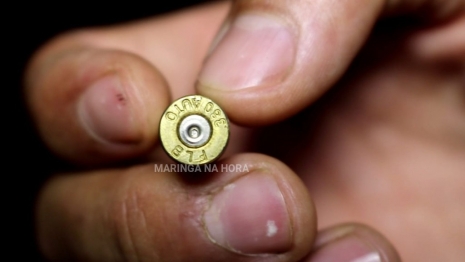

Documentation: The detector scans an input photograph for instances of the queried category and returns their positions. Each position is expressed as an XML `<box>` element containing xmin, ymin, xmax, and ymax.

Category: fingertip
<box><xmin>307</xmin><ymin>223</ymin><xmax>401</xmax><ymax>262</ymax></box>
<box><xmin>201</xmin><ymin>153</ymin><xmax>317</xmax><ymax>259</ymax></box>
<box><xmin>196</xmin><ymin>10</ymin><xmax>301</xmax><ymax>126</ymax></box>
<box><xmin>196</xmin><ymin>0</ymin><xmax>384</xmax><ymax>126</ymax></box>
<box><xmin>26</xmin><ymin>46</ymin><xmax>171</xmax><ymax>165</ymax></box>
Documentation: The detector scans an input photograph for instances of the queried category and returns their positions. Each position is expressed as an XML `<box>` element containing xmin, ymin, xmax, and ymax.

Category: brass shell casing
<box><xmin>159</xmin><ymin>95</ymin><xmax>229</xmax><ymax>165</ymax></box>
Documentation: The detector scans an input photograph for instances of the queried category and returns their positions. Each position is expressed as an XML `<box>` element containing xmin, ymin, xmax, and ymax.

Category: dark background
<box><xmin>8</xmin><ymin>1</ymin><xmax>212</xmax><ymax>260</ymax></box>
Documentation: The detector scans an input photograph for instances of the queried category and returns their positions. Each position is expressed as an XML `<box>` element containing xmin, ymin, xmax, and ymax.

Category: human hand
<box><xmin>26</xmin><ymin>0</ymin><xmax>464</xmax><ymax>261</ymax></box>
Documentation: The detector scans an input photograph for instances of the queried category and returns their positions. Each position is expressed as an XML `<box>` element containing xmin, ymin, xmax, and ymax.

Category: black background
<box><xmin>8</xmin><ymin>1</ymin><xmax>212</xmax><ymax>260</ymax></box>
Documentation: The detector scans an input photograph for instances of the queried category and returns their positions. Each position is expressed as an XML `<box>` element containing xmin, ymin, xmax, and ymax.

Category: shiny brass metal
<box><xmin>159</xmin><ymin>95</ymin><xmax>229</xmax><ymax>165</ymax></box>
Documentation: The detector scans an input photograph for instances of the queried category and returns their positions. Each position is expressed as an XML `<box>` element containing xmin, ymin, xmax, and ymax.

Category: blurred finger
<box><xmin>304</xmin><ymin>223</ymin><xmax>401</xmax><ymax>262</ymax></box>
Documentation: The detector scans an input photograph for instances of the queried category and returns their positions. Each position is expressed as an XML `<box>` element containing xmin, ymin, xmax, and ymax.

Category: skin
<box><xmin>25</xmin><ymin>1</ymin><xmax>464</xmax><ymax>261</ymax></box>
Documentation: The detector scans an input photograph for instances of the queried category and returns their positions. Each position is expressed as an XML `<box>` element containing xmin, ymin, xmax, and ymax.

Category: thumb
<box><xmin>197</xmin><ymin>0</ymin><xmax>464</xmax><ymax>125</ymax></box>
<box><xmin>37</xmin><ymin>154</ymin><xmax>316</xmax><ymax>261</ymax></box>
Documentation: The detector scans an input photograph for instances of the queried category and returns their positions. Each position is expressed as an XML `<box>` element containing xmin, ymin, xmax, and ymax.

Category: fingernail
<box><xmin>311</xmin><ymin>227</ymin><xmax>383</xmax><ymax>262</ymax></box>
<box><xmin>199</xmin><ymin>14</ymin><xmax>295</xmax><ymax>90</ymax></box>
<box><xmin>78</xmin><ymin>74</ymin><xmax>142</xmax><ymax>145</ymax></box>
<box><xmin>203</xmin><ymin>172</ymin><xmax>292</xmax><ymax>255</ymax></box>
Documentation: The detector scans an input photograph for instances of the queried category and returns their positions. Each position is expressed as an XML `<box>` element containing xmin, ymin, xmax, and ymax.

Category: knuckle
<box><xmin>24</xmin><ymin>28</ymin><xmax>96</xmax><ymax>90</ymax></box>
<box><xmin>108</xmin><ymin>172</ymin><xmax>160</xmax><ymax>261</ymax></box>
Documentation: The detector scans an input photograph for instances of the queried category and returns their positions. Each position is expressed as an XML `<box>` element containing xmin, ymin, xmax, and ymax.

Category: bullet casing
<box><xmin>159</xmin><ymin>95</ymin><xmax>229</xmax><ymax>165</ymax></box>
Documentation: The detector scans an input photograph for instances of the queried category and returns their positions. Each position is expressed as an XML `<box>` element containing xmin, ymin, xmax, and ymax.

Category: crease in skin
<box><xmin>132</xmin><ymin>191</ymin><xmax>148</xmax><ymax>239</ymax></box>
<box><xmin>117</xmin><ymin>191</ymin><xmax>145</xmax><ymax>262</ymax></box>
<box><xmin>206</xmin><ymin>20</ymin><xmax>231</xmax><ymax>56</ymax></box>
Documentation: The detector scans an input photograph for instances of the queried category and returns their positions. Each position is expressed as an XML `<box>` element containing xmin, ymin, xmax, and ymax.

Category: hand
<box><xmin>26</xmin><ymin>0</ymin><xmax>465</xmax><ymax>261</ymax></box>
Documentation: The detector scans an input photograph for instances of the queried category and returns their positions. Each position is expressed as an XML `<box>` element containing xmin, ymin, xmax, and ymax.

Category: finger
<box><xmin>25</xmin><ymin>44</ymin><xmax>170</xmax><ymax>165</ymax></box>
<box><xmin>303</xmin><ymin>223</ymin><xmax>401</xmax><ymax>262</ymax></box>
<box><xmin>37</xmin><ymin>153</ymin><xmax>316</xmax><ymax>261</ymax></box>
<box><xmin>408</xmin><ymin>14</ymin><xmax>465</xmax><ymax>62</ymax></box>
<box><xmin>196</xmin><ymin>0</ymin><xmax>465</xmax><ymax>125</ymax></box>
